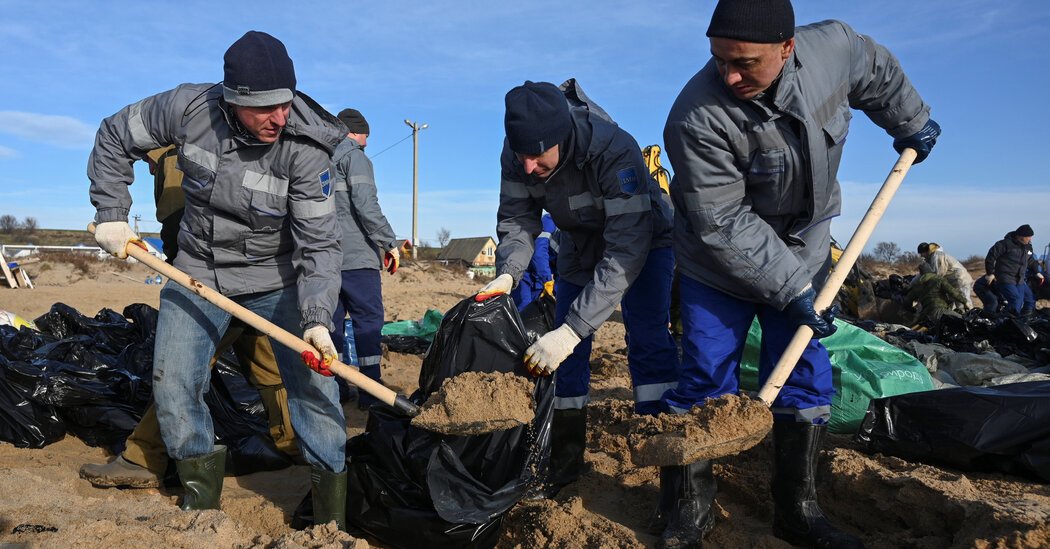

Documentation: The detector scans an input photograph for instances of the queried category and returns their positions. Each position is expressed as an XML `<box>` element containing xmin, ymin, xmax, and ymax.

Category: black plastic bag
<box><xmin>0</xmin><ymin>351</ymin><xmax>65</xmax><ymax>448</ymax></box>
<box><xmin>857</xmin><ymin>381</ymin><xmax>1050</xmax><ymax>482</ymax></box>
<box><xmin>341</xmin><ymin>294</ymin><xmax>555</xmax><ymax>548</ymax></box>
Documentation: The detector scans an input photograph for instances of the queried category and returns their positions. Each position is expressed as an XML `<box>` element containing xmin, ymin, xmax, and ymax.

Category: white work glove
<box><xmin>985</xmin><ymin>274</ymin><xmax>996</xmax><ymax>284</ymax></box>
<box><xmin>524</xmin><ymin>324</ymin><xmax>581</xmax><ymax>376</ymax></box>
<box><xmin>94</xmin><ymin>221</ymin><xmax>140</xmax><ymax>259</ymax></box>
<box><xmin>476</xmin><ymin>273</ymin><xmax>514</xmax><ymax>301</ymax></box>
<box><xmin>302</xmin><ymin>325</ymin><xmax>338</xmax><ymax>376</ymax></box>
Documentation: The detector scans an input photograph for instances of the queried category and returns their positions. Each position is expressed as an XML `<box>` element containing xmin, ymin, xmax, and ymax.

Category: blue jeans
<box><xmin>662</xmin><ymin>275</ymin><xmax>834</xmax><ymax>424</ymax></box>
<box><xmin>153</xmin><ymin>281</ymin><xmax>346</xmax><ymax>471</ymax></box>
<box><xmin>996</xmin><ymin>282</ymin><xmax>1026</xmax><ymax>315</ymax></box>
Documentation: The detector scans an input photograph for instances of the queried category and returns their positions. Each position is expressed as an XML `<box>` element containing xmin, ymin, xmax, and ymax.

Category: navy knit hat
<box><xmin>706</xmin><ymin>0</ymin><xmax>795</xmax><ymax>43</ymax></box>
<box><xmin>504</xmin><ymin>81</ymin><xmax>571</xmax><ymax>155</ymax></box>
<box><xmin>222</xmin><ymin>31</ymin><xmax>296</xmax><ymax>107</ymax></box>
<box><xmin>337</xmin><ymin>108</ymin><xmax>369</xmax><ymax>135</ymax></box>
<box><xmin>1017</xmin><ymin>224</ymin><xmax>1035</xmax><ymax>237</ymax></box>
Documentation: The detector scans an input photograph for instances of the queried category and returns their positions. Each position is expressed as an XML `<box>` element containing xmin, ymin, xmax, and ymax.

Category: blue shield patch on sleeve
<box><xmin>617</xmin><ymin>167</ymin><xmax>639</xmax><ymax>194</ymax></box>
<box><xmin>319</xmin><ymin>169</ymin><xmax>332</xmax><ymax>197</ymax></box>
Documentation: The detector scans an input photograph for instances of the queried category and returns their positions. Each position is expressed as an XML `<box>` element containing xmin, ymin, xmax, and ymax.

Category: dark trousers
<box><xmin>331</xmin><ymin>269</ymin><xmax>385</xmax><ymax>404</ymax></box>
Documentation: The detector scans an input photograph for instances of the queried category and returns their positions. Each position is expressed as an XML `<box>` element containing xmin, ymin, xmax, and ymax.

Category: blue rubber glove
<box><xmin>784</xmin><ymin>286</ymin><xmax>838</xmax><ymax>339</ymax></box>
<box><xmin>893</xmin><ymin>119</ymin><xmax>941</xmax><ymax>164</ymax></box>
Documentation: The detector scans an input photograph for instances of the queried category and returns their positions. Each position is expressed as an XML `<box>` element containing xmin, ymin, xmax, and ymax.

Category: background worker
<box><xmin>661</xmin><ymin>0</ymin><xmax>940</xmax><ymax>547</ymax></box>
<box><xmin>88</xmin><ymin>31</ymin><xmax>348</xmax><ymax>527</ymax></box>
<box><xmin>80</xmin><ymin>146</ymin><xmax>298</xmax><ymax>489</ymax></box>
<box><xmin>904</xmin><ymin>271</ymin><xmax>968</xmax><ymax>326</ymax></box>
<box><xmin>509</xmin><ymin>212</ymin><xmax>557</xmax><ymax>310</ymax></box>
<box><xmin>329</xmin><ymin>108</ymin><xmax>404</xmax><ymax>410</ymax></box>
<box><xmin>480</xmin><ymin>80</ymin><xmax>679</xmax><ymax>498</ymax></box>
<box><xmin>984</xmin><ymin>224</ymin><xmax>1043</xmax><ymax>316</ymax></box>
<box><xmin>917</xmin><ymin>242</ymin><xmax>973</xmax><ymax>308</ymax></box>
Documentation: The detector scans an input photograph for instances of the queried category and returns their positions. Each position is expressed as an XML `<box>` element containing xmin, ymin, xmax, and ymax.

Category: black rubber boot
<box><xmin>656</xmin><ymin>460</ymin><xmax>717</xmax><ymax>549</ymax></box>
<box><xmin>310</xmin><ymin>467</ymin><xmax>347</xmax><ymax>531</ymax></box>
<box><xmin>531</xmin><ymin>407</ymin><xmax>587</xmax><ymax>499</ymax></box>
<box><xmin>175</xmin><ymin>446</ymin><xmax>226</xmax><ymax>511</ymax></box>
<box><xmin>772</xmin><ymin>422</ymin><xmax>864</xmax><ymax>549</ymax></box>
<box><xmin>646</xmin><ymin>465</ymin><xmax>682</xmax><ymax>534</ymax></box>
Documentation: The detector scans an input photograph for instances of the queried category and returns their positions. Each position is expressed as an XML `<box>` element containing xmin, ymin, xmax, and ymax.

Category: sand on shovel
<box><xmin>629</xmin><ymin>393</ymin><xmax>774</xmax><ymax>466</ymax></box>
<box><xmin>411</xmin><ymin>371</ymin><xmax>535</xmax><ymax>435</ymax></box>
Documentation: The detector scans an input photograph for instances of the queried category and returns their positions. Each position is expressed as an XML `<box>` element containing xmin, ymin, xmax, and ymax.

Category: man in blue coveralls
<box><xmin>660</xmin><ymin>0</ymin><xmax>940</xmax><ymax>547</ymax></box>
<box><xmin>509</xmin><ymin>212</ymin><xmax>557</xmax><ymax>311</ymax></box>
<box><xmin>479</xmin><ymin>80</ymin><xmax>679</xmax><ymax>498</ymax></box>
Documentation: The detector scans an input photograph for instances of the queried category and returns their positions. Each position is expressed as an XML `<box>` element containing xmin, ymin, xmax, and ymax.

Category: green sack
<box><xmin>381</xmin><ymin>309</ymin><xmax>444</xmax><ymax>341</ymax></box>
<box><xmin>740</xmin><ymin>318</ymin><xmax>933</xmax><ymax>434</ymax></box>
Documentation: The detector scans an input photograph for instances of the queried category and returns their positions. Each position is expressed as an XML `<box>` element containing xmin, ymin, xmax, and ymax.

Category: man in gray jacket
<box><xmin>479</xmin><ymin>80</ymin><xmax>679</xmax><ymax>498</ymax></box>
<box><xmin>88</xmin><ymin>31</ymin><xmax>348</xmax><ymax>528</ymax></box>
<box><xmin>329</xmin><ymin>108</ymin><xmax>402</xmax><ymax>410</ymax></box>
<box><xmin>659</xmin><ymin>1</ymin><xmax>940</xmax><ymax>547</ymax></box>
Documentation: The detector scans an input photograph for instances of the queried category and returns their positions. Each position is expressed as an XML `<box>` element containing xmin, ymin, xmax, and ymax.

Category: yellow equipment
<box><xmin>642</xmin><ymin>145</ymin><xmax>671</xmax><ymax>194</ymax></box>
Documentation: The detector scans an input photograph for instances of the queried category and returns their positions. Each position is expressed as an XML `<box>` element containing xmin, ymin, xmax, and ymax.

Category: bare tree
<box><xmin>0</xmin><ymin>215</ymin><xmax>17</xmax><ymax>234</ymax></box>
<box><xmin>871</xmin><ymin>241</ymin><xmax>901</xmax><ymax>263</ymax></box>
<box><xmin>436</xmin><ymin>227</ymin><xmax>452</xmax><ymax>248</ymax></box>
<box><xmin>21</xmin><ymin>217</ymin><xmax>38</xmax><ymax>234</ymax></box>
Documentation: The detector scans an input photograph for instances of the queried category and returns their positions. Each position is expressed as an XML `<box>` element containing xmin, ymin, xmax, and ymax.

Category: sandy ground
<box><xmin>1</xmin><ymin>258</ymin><xmax>1048</xmax><ymax>548</ymax></box>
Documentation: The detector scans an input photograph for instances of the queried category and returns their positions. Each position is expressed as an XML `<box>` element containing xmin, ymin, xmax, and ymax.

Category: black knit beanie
<box><xmin>337</xmin><ymin>108</ymin><xmax>370</xmax><ymax>135</ymax></box>
<box><xmin>504</xmin><ymin>81</ymin><xmax>571</xmax><ymax>155</ymax></box>
<box><xmin>1017</xmin><ymin>224</ymin><xmax>1035</xmax><ymax>237</ymax></box>
<box><xmin>917</xmin><ymin>242</ymin><xmax>930</xmax><ymax>254</ymax></box>
<box><xmin>222</xmin><ymin>31</ymin><xmax>296</xmax><ymax>107</ymax></box>
<box><xmin>706</xmin><ymin>0</ymin><xmax>795</xmax><ymax>43</ymax></box>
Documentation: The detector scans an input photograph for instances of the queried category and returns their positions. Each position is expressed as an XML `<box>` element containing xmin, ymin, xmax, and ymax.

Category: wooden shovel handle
<box><xmin>756</xmin><ymin>149</ymin><xmax>918</xmax><ymax>405</ymax></box>
<box><xmin>87</xmin><ymin>224</ymin><xmax>419</xmax><ymax>416</ymax></box>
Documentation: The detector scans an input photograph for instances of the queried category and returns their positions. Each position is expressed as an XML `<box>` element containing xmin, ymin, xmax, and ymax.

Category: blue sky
<box><xmin>1</xmin><ymin>0</ymin><xmax>1048</xmax><ymax>259</ymax></box>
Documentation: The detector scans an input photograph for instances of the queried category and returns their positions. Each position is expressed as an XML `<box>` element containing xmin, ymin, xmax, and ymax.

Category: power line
<box><xmin>369</xmin><ymin>132</ymin><xmax>414</xmax><ymax>160</ymax></box>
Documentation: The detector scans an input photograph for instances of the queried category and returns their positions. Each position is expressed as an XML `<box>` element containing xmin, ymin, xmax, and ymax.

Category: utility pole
<box><xmin>404</xmin><ymin>119</ymin><xmax>428</xmax><ymax>259</ymax></box>
<box><xmin>132</xmin><ymin>214</ymin><xmax>142</xmax><ymax>235</ymax></box>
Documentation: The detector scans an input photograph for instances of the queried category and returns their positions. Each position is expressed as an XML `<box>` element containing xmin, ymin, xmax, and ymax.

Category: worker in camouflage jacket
<box><xmin>905</xmin><ymin>272</ymin><xmax>967</xmax><ymax>325</ymax></box>
<box><xmin>87</xmin><ymin>31</ymin><xmax>348</xmax><ymax>528</ymax></box>
<box><xmin>918</xmin><ymin>242</ymin><xmax>973</xmax><ymax>308</ymax></box>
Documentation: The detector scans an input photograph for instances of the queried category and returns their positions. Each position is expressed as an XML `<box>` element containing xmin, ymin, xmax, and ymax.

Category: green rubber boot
<box><xmin>311</xmin><ymin>466</ymin><xmax>347</xmax><ymax>531</ymax></box>
<box><xmin>175</xmin><ymin>446</ymin><xmax>227</xmax><ymax>511</ymax></box>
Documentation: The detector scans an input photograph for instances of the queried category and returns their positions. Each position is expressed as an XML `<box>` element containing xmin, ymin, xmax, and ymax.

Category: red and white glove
<box><xmin>302</xmin><ymin>325</ymin><xmax>337</xmax><ymax>376</ymax></box>
<box><xmin>476</xmin><ymin>273</ymin><xmax>513</xmax><ymax>302</ymax></box>
<box><xmin>384</xmin><ymin>246</ymin><xmax>400</xmax><ymax>274</ymax></box>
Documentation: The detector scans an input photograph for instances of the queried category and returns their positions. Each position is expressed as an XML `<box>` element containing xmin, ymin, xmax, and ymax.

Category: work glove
<box><xmin>524</xmin><ymin>324</ymin><xmax>581</xmax><ymax>376</ymax></box>
<box><xmin>985</xmin><ymin>274</ymin><xmax>996</xmax><ymax>285</ymax></box>
<box><xmin>94</xmin><ymin>221</ymin><xmax>141</xmax><ymax>259</ymax></box>
<box><xmin>302</xmin><ymin>325</ymin><xmax>338</xmax><ymax>376</ymax></box>
<box><xmin>476</xmin><ymin>273</ymin><xmax>513</xmax><ymax>302</ymax></box>
<box><xmin>542</xmin><ymin>279</ymin><xmax>555</xmax><ymax>298</ymax></box>
<box><xmin>1036</xmin><ymin>273</ymin><xmax>1045</xmax><ymax>286</ymax></box>
<box><xmin>384</xmin><ymin>246</ymin><xmax>400</xmax><ymax>275</ymax></box>
<box><xmin>893</xmin><ymin>119</ymin><xmax>941</xmax><ymax>164</ymax></box>
<box><xmin>784</xmin><ymin>285</ymin><xmax>838</xmax><ymax>339</ymax></box>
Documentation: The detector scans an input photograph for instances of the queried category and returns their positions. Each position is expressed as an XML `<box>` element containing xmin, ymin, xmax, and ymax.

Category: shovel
<box><xmin>87</xmin><ymin>223</ymin><xmax>420</xmax><ymax>417</ymax></box>
<box><xmin>632</xmin><ymin>149</ymin><xmax>919</xmax><ymax>465</ymax></box>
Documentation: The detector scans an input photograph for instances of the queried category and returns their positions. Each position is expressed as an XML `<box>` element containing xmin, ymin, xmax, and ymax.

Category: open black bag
<box><xmin>857</xmin><ymin>381</ymin><xmax>1050</xmax><ymax>482</ymax></box>
<box><xmin>342</xmin><ymin>294</ymin><xmax>555</xmax><ymax>548</ymax></box>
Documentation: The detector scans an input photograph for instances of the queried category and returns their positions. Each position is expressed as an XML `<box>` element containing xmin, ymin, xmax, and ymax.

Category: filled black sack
<box><xmin>857</xmin><ymin>381</ymin><xmax>1050</xmax><ymax>482</ymax></box>
<box><xmin>0</xmin><ymin>348</ymin><xmax>65</xmax><ymax>448</ymax></box>
<box><xmin>340</xmin><ymin>294</ymin><xmax>555</xmax><ymax>548</ymax></box>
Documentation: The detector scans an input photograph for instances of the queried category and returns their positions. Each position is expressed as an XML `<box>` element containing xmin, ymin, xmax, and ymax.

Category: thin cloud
<box><xmin>0</xmin><ymin>145</ymin><xmax>17</xmax><ymax>159</ymax></box>
<box><xmin>0</xmin><ymin>111</ymin><xmax>96</xmax><ymax>149</ymax></box>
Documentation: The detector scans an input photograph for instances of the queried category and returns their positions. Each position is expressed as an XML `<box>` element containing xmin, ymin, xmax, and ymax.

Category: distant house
<box><xmin>437</xmin><ymin>237</ymin><xmax>497</xmax><ymax>276</ymax></box>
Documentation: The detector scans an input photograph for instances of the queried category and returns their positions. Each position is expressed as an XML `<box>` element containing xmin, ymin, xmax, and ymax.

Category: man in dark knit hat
<box><xmin>660</xmin><ymin>0</ymin><xmax>941</xmax><ymax>546</ymax></box>
<box><xmin>985</xmin><ymin>224</ymin><xmax>1043</xmax><ymax>315</ymax></box>
<box><xmin>479</xmin><ymin>79</ymin><xmax>679</xmax><ymax>498</ymax></box>
<box><xmin>328</xmin><ymin>108</ymin><xmax>405</xmax><ymax>410</ymax></box>
<box><xmin>88</xmin><ymin>30</ymin><xmax>349</xmax><ymax>528</ymax></box>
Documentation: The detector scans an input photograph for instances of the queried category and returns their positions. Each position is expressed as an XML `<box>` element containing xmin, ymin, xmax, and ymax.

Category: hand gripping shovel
<box><xmin>631</xmin><ymin>149</ymin><xmax>919</xmax><ymax>466</ymax></box>
<box><xmin>88</xmin><ymin>223</ymin><xmax>420</xmax><ymax>417</ymax></box>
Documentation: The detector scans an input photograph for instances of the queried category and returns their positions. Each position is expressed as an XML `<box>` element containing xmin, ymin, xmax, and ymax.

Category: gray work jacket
<box><xmin>664</xmin><ymin>20</ymin><xmax>931</xmax><ymax>309</ymax></box>
<box><xmin>496</xmin><ymin>83</ymin><xmax>674</xmax><ymax>338</ymax></box>
<box><xmin>331</xmin><ymin>137</ymin><xmax>397</xmax><ymax>271</ymax></box>
<box><xmin>88</xmin><ymin>83</ymin><xmax>345</xmax><ymax>330</ymax></box>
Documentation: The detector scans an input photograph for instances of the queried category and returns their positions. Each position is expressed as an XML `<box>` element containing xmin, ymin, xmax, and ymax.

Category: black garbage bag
<box><xmin>205</xmin><ymin>352</ymin><xmax>293</xmax><ymax>475</ymax></box>
<box><xmin>0</xmin><ymin>350</ymin><xmax>65</xmax><ymax>448</ymax></box>
<box><xmin>381</xmin><ymin>335</ymin><xmax>432</xmax><ymax>355</ymax></box>
<box><xmin>857</xmin><ymin>381</ymin><xmax>1050</xmax><ymax>482</ymax></box>
<box><xmin>335</xmin><ymin>294</ymin><xmax>555</xmax><ymax>548</ymax></box>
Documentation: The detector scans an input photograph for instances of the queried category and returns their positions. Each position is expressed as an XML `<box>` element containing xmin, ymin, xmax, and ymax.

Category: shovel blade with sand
<box><xmin>631</xmin><ymin>149</ymin><xmax>918</xmax><ymax>466</ymax></box>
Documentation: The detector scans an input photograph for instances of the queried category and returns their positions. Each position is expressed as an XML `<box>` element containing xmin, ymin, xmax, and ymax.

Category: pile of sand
<box><xmin>628</xmin><ymin>394</ymin><xmax>774</xmax><ymax>466</ymax></box>
<box><xmin>412</xmin><ymin>371</ymin><xmax>535</xmax><ymax>435</ymax></box>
